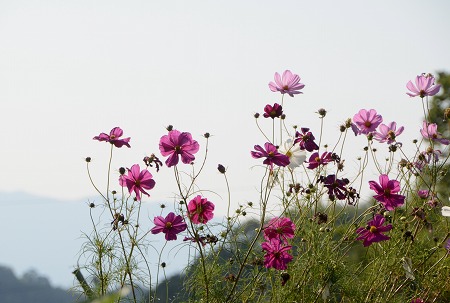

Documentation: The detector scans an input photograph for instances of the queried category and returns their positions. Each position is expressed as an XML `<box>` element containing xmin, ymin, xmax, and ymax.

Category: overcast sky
<box><xmin>1</xmin><ymin>0</ymin><xmax>450</xmax><ymax>289</ymax></box>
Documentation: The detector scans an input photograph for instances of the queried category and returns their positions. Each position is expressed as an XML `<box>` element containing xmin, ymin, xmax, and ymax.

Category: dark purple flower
<box><xmin>261</xmin><ymin>238</ymin><xmax>293</xmax><ymax>270</ymax></box>
<box><xmin>159</xmin><ymin>130</ymin><xmax>200</xmax><ymax>167</ymax></box>
<box><xmin>263</xmin><ymin>103</ymin><xmax>283</xmax><ymax>119</ymax></box>
<box><xmin>151</xmin><ymin>212</ymin><xmax>187</xmax><ymax>241</ymax></box>
<box><xmin>93</xmin><ymin>127</ymin><xmax>131</xmax><ymax>148</ymax></box>
<box><xmin>356</xmin><ymin>214</ymin><xmax>393</xmax><ymax>247</ymax></box>
<box><xmin>368</xmin><ymin>174</ymin><xmax>405</xmax><ymax>211</ymax></box>
<box><xmin>319</xmin><ymin>174</ymin><xmax>350</xmax><ymax>201</ymax></box>
<box><xmin>306</xmin><ymin>152</ymin><xmax>333</xmax><ymax>169</ymax></box>
<box><xmin>294</xmin><ymin>128</ymin><xmax>319</xmax><ymax>152</ymax></box>
<box><xmin>251</xmin><ymin>142</ymin><xmax>290</xmax><ymax>169</ymax></box>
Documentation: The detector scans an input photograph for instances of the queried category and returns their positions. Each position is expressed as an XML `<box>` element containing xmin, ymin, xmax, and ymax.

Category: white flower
<box><xmin>279</xmin><ymin>139</ymin><xmax>306</xmax><ymax>169</ymax></box>
<box><xmin>442</xmin><ymin>206</ymin><xmax>450</xmax><ymax>217</ymax></box>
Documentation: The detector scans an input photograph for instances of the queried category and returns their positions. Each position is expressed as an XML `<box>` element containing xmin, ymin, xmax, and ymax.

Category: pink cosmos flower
<box><xmin>420</xmin><ymin>121</ymin><xmax>450</xmax><ymax>145</ymax></box>
<box><xmin>352</xmin><ymin>109</ymin><xmax>383</xmax><ymax>135</ymax></box>
<box><xmin>251</xmin><ymin>142</ymin><xmax>290</xmax><ymax>169</ymax></box>
<box><xmin>263</xmin><ymin>217</ymin><xmax>295</xmax><ymax>243</ymax></box>
<box><xmin>368</xmin><ymin>174</ymin><xmax>405</xmax><ymax>211</ymax></box>
<box><xmin>261</xmin><ymin>239</ymin><xmax>293</xmax><ymax>270</ymax></box>
<box><xmin>268</xmin><ymin>70</ymin><xmax>305</xmax><ymax>97</ymax></box>
<box><xmin>263</xmin><ymin>103</ymin><xmax>283</xmax><ymax>119</ymax></box>
<box><xmin>151</xmin><ymin>212</ymin><xmax>187</xmax><ymax>241</ymax></box>
<box><xmin>187</xmin><ymin>195</ymin><xmax>215</xmax><ymax>224</ymax></box>
<box><xmin>406</xmin><ymin>73</ymin><xmax>441</xmax><ymax>98</ymax></box>
<box><xmin>373</xmin><ymin>122</ymin><xmax>404</xmax><ymax>144</ymax></box>
<box><xmin>411</xmin><ymin>299</ymin><xmax>425</xmax><ymax>303</ymax></box>
<box><xmin>356</xmin><ymin>214</ymin><xmax>393</xmax><ymax>247</ymax></box>
<box><xmin>159</xmin><ymin>130</ymin><xmax>200</xmax><ymax>167</ymax></box>
<box><xmin>417</xmin><ymin>190</ymin><xmax>430</xmax><ymax>199</ymax></box>
<box><xmin>93</xmin><ymin>127</ymin><xmax>131</xmax><ymax>148</ymax></box>
<box><xmin>306</xmin><ymin>151</ymin><xmax>333</xmax><ymax>169</ymax></box>
<box><xmin>119</xmin><ymin>164</ymin><xmax>156</xmax><ymax>201</ymax></box>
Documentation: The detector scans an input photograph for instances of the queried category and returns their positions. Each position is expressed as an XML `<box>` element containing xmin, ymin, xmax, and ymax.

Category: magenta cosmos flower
<box><xmin>268</xmin><ymin>70</ymin><xmax>305</xmax><ymax>97</ymax></box>
<box><xmin>119</xmin><ymin>164</ymin><xmax>156</xmax><ymax>201</ymax></box>
<box><xmin>261</xmin><ymin>239</ymin><xmax>293</xmax><ymax>270</ymax></box>
<box><xmin>373</xmin><ymin>122</ymin><xmax>404</xmax><ymax>144</ymax></box>
<box><xmin>151</xmin><ymin>212</ymin><xmax>187</xmax><ymax>241</ymax></box>
<box><xmin>263</xmin><ymin>103</ymin><xmax>283</xmax><ymax>119</ymax></box>
<box><xmin>420</xmin><ymin>121</ymin><xmax>450</xmax><ymax>145</ymax></box>
<box><xmin>306</xmin><ymin>151</ymin><xmax>333</xmax><ymax>169</ymax></box>
<box><xmin>406</xmin><ymin>73</ymin><xmax>441</xmax><ymax>98</ymax></box>
<box><xmin>187</xmin><ymin>195</ymin><xmax>215</xmax><ymax>224</ymax></box>
<box><xmin>369</xmin><ymin>174</ymin><xmax>405</xmax><ymax>211</ymax></box>
<box><xmin>356</xmin><ymin>214</ymin><xmax>393</xmax><ymax>247</ymax></box>
<box><xmin>159</xmin><ymin>130</ymin><xmax>200</xmax><ymax>167</ymax></box>
<box><xmin>251</xmin><ymin>142</ymin><xmax>290</xmax><ymax>169</ymax></box>
<box><xmin>263</xmin><ymin>217</ymin><xmax>295</xmax><ymax>243</ymax></box>
<box><xmin>93</xmin><ymin>127</ymin><xmax>131</xmax><ymax>148</ymax></box>
<box><xmin>352</xmin><ymin>109</ymin><xmax>383</xmax><ymax>135</ymax></box>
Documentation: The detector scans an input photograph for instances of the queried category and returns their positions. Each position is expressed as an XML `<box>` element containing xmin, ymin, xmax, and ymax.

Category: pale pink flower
<box><xmin>420</xmin><ymin>121</ymin><xmax>450</xmax><ymax>145</ymax></box>
<box><xmin>406</xmin><ymin>73</ymin><xmax>441</xmax><ymax>98</ymax></box>
<box><xmin>352</xmin><ymin>109</ymin><xmax>383</xmax><ymax>135</ymax></box>
<box><xmin>268</xmin><ymin>70</ymin><xmax>305</xmax><ymax>97</ymax></box>
<box><xmin>373</xmin><ymin>122</ymin><xmax>404</xmax><ymax>144</ymax></box>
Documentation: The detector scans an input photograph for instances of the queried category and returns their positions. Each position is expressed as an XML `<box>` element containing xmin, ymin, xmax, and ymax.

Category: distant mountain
<box><xmin>0</xmin><ymin>265</ymin><xmax>76</xmax><ymax>303</ymax></box>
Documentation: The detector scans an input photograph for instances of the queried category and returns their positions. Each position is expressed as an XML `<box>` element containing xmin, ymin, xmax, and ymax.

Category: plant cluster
<box><xmin>75</xmin><ymin>71</ymin><xmax>450</xmax><ymax>303</ymax></box>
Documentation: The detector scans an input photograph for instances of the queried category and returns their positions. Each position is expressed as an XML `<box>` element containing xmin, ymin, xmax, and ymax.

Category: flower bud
<box><xmin>85</xmin><ymin>157</ymin><xmax>91</xmax><ymax>163</ymax></box>
<box><xmin>166</xmin><ymin>125</ymin><xmax>173</xmax><ymax>131</ymax></box>
<box><xmin>254</xmin><ymin>113</ymin><xmax>260</xmax><ymax>118</ymax></box>
<box><xmin>217</xmin><ymin>164</ymin><xmax>226</xmax><ymax>174</ymax></box>
<box><xmin>317</xmin><ymin>108</ymin><xmax>327</xmax><ymax>117</ymax></box>
<box><xmin>119</xmin><ymin>167</ymin><xmax>126</xmax><ymax>175</ymax></box>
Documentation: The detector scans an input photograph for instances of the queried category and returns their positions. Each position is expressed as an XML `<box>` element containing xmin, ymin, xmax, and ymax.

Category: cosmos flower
<box><xmin>294</xmin><ymin>128</ymin><xmax>319</xmax><ymax>152</ymax></box>
<box><xmin>420</xmin><ymin>121</ymin><xmax>450</xmax><ymax>145</ymax></box>
<box><xmin>278</xmin><ymin>139</ymin><xmax>306</xmax><ymax>169</ymax></box>
<box><xmin>356</xmin><ymin>214</ymin><xmax>393</xmax><ymax>247</ymax></box>
<box><xmin>159</xmin><ymin>130</ymin><xmax>200</xmax><ymax>167</ymax></box>
<box><xmin>263</xmin><ymin>103</ymin><xmax>283</xmax><ymax>119</ymax></box>
<box><xmin>319</xmin><ymin>174</ymin><xmax>350</xmax><ymax>201</ymax></box>
<box><xmin>93</xmin><ymin>127</ymin><xmax>131</xmax><ymax>148</ymax></box>
<box><xmin>251</xmin><ymin>142</ymin><xmax>290</xmax><ymax>169</ymax></box>
<box><xmin>263</xmin><ymin>217</ymin><xmax>295</xmax><ymax>243</ymax></box>
<box><xmin>368</xmin><ymin>174</ymin><xmax>405</xmax><ymax>211</ymax></box>
<box><xmin>352</xmin><ymin>109</ymin><xmax>383</xmax><ymax>135</ymax></box>
<box><xmin>187</xmin><ymin>195</ymin><xmax>215</xmax><ymax>224</ymax></box>
<box><xmin>406</xmin><ymin>73</ymin><xmax>441</xmax><ymax>98</ymax></box>
<box><xmin>373</xmin><ymin>122</ymin><xmax>404</xmax><ymax>144</ymax></box>
<box><xmin>261</xmin><ymin>239</ymin><xmax>293</xmax><ymax>270</ymax></box>
<box><xmin>306</xmin><ymin>152</ymin><xmax>333</xmax><ymax>170</ymax></box>
<box><xmin>268</xmin><ymin>70</ymin><xmax>305</xmax><ymax>97</ymax></box>
<box><xmin>151</xmin><ymin>212</ymin><xmax>187</xmax><ymax>241</ymax></box>
<box><xmin>119</xmin><ymin>164</ymin><xmax>156</xmax><ymax>201</ymax></box>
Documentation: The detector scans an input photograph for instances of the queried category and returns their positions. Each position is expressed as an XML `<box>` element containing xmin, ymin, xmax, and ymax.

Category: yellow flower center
<box><xmin>369</xmin><ymin>225</ymin><xmax>377</xmax><ymax>233</ymax></box>
<box><xmin>165</xmin><ymin>222</ymin><xmax>173</xmax><ymax>228</ymax></box>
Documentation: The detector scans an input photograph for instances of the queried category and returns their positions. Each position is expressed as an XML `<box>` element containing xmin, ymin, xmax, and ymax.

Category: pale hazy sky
<box><xmin>1</xmin><ymin>0</ymin><xmax>450</xmax><ymax>288</ymax></box>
